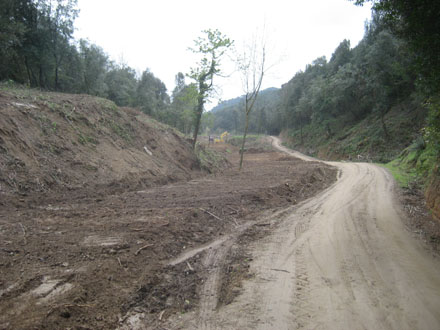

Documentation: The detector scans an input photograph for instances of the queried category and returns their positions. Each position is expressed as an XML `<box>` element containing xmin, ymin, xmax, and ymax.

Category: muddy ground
<box><xmin>0</xmin><ymin>142</ymin><xmax>337</xmax><ymax>330</ymax></box>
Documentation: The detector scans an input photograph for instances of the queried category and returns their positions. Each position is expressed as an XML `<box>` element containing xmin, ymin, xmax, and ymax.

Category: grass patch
<box><xmin>228</xmin><ymin>134</ymin><xmax>261</xmax><ymax>147</ymax></box>
<box><xmin>195</xmin><ymin>144</ymin><xmax>228</xmax><ymax>173</ymax></box>
<box><xmin>381</xmin><ymin>160</ymin><xmax>419</xmax><ymax>188</ymax></box>
<box><xmin>381</xmin><ymin>141</ymin><xmax>438</xmax><ymax>188</ymax></box>
<box><xmin>228</xmin><ymin>135</ymin><xmax>274</xmax><ymax>151</ymax></box>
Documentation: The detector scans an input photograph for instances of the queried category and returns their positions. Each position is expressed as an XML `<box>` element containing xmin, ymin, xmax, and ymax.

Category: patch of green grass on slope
<box><xmin>381</xmin><ymin>138</ymin><xmax>438</xmax><ymax>188</ymax></box>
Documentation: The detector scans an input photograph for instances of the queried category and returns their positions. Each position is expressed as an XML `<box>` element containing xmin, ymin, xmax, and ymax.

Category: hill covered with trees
<box><xmin>209</xmin><ymin>87</ymin><xmax>282</xmax><ymax>135</ymax></box>
<box><xmin>210</xmin><ymin>3</ymin><xmax>440</xmax><ymax>217</ymax></box>
<box><xmin>0</xmin><ymin>0</ymin><xmax>186</xmax><ymax>128</ymax></box>
<box><xmin>211</xmin><ymin>14</ymin><xmax>427</xmax><ymax>161</ymax></box>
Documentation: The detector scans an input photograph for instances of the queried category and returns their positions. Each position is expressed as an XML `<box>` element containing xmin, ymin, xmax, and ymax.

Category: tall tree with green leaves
<box><xmin>171</xmin><ymin>73</ymin><xmax>198</xmax><ymax>134</ymax></box>
<box><xmin>188</xmin><ymin>29</ymin><xmax>233</xmax><ymax>148</ymax></box>
<box><xmin>105</xmin><ymin>65</ymin><xmax>137</xmax><ymax>106</ymax></box>
<box><xmin>352</xmin><ymin>0</ymin><xmax>440</xmax><ymax>156</ymax></box>
<box><xmin>0</xmin><ymin>0</ymin><xmax>27</xmax><ymax>80</ymax></box>
<box><xmin>40</xmin><ymin>0</ymin><xmax>78</xmax><ymax>90</ymax></box>
<box><xmin>135</xmin><ymin>69</ymin><xmax>169</xmax><ymax>116</ymax></box>
<box><xmin>351</xmin><ymin>0</ymin><xmax>440</xmax><ymax>92</ymax></box>
<box><xmin>79</xmin><ymin>39</ymin><xmax>108</xmax><ymax>95</ymax></box>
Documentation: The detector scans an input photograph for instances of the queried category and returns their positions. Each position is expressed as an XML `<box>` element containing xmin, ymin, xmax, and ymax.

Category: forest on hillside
<box><xmin>212</xmin><ymin>13</ymin><xmax>425</xmax><ymax>140</ymax></box>
<box><xmin>1</xmin><ymin>0</ymin><xmax>439</xmax><ymax>160</ymax></box>
<box><xmin>0</xmin><ymin>0</ymin><xmax>201</xmax><ymax>133</ymax></box>
<box><xmin>210</xmin><ymin>6</ymin><xmax>439</xmax><ymax>163</ymax></box>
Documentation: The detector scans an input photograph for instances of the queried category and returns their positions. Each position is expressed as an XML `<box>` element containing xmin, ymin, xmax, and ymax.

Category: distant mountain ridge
<box><xmin>211</xmin><ymin>87</ymin><xmax>279</xmax><ymax>113</ymax></box>
<box><xmin>210</xmin><ymin>87</ymin><xmax>282</xmax><ymax>135</ymax></box>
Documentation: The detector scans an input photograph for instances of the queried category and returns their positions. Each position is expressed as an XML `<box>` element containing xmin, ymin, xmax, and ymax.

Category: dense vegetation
<box><xmin>212</xmin><ymin>10</ymin><xmax>439</xmax><ymax>160</ymax></box>
<box><xmin>0</xmin><ymin>0</ymin><xmax>203</xmax><ymax>133</ymax></box>
<box><xmin>210</xmin><ymin>87</ymin><xmax>282</xmax><ymax>135</ymax></box>
<box><xmin>211</xmin><ymin>14</ymin><xmax>424</xmax><ymax>159</ymax></box>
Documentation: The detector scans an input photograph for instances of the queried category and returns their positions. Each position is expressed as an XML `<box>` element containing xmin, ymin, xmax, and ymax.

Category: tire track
<box><xmin>166</xmin><ymin>137</ymin><xmax>440</xmax><ymax>330</ymax></box>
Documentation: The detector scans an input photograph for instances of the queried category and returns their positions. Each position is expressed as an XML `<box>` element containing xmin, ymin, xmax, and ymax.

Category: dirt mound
<box><xmin>0</xmin><ymin>85</ymin><xmax>201</xmax><ymax>197</ymax></box>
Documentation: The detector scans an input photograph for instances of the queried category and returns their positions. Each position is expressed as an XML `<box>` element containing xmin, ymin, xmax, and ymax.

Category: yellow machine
<box><xmin>214</xmin><ymin>131</ymin><xmax>229</xmax><ymax>143</ymax></box>
<box><xmin>220</xmin><ymin>131</ymin><xmax>229</xmax><ymax>142</ymax></box>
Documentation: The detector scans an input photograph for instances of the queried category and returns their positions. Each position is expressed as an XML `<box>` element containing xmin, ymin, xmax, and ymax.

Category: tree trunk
<box><xmin>24</xmin><ymin>57</ymin><xmax>37</xmax><ymax>87</ymax></box>
<box><xmin>192</xmin><ymin>98</ymin><xmax>204</xmax><ymax>149</ymax></box>
<box><xmin>380</xmin><ymin>110</ymin><xmax>389</xmax><ymax>140</ymax></box>
<box><xmin>39</xmin><ymin>64</ymin><xmax>44</xmax><ymax>88</ymax></box>
<box><xmin>24</xmin><ymin>57</ymin><xmax>32</xmax><ymax>86</ymax></box>
<box><xmin>239</xmin><ymin>109</ymin><xmax>250</xmax><ymax>171</ymax></box>
<box><xmin>55</xmin><ymin>65</ymin><xmax>59</xmax><ymax>91</ymax></box>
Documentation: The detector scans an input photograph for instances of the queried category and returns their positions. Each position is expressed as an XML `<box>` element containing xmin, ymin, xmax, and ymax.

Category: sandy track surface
<box><xmin>171</xmin><ymin>137</ymin><xmax>440</xmax><ymax>330</ymax></box>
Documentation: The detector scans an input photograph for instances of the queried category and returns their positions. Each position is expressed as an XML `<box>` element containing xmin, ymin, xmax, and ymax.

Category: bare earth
<box><xmin>166</xmin><ymin>137</ymin><xmax>440</xmax><ymax>330</ymax></box>
<box><xmin>0</xmin><ymin>140</ymin><xmax>337</xmax><ymax>329</ymax></box>
<box><xmin>3</xmin><ymin>89</ymin><xmax>439</xmax><ymax>329</ymax></box>
<box><xmin>2</xmin><ymin>135</ymin><xmax>440</xmax><ymax>329</ymax></box>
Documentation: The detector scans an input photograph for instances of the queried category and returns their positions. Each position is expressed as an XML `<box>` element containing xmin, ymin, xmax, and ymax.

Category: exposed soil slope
<box><xmin>0</xmin><ymin>85</ymin><xmax>200</xmax><ymax>198</ymax></box>
<box><xmin>426</xmin><ymin>167</ymin><xmax>440</xmax><ymax>219</ymax></box>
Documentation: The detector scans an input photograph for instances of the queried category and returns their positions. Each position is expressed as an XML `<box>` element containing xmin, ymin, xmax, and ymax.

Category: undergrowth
<box><xmin>284</xmin><ymin>102</ymin><xmax>426</xmax><ymax>162</ymax></box>
<box><xmin>228</xmin><ymin>135</ymin><xmax>274</xmax><ymax>151</ymax></box>
<box><xmin>195</xmin><ymin>144</ymin><xmax>229</xmax><ymax>173</ymax></box>
<box><xmin>381</xmin><ymin>139</ymin><xmax>438</xmax><ymax>189</ymax></box>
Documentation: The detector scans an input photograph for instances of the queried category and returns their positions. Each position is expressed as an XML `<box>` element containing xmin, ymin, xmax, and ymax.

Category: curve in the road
<box><xmin>199</xmin><ymin>137</ymin><xmax>440</xmax><ymax>330</ymax></box>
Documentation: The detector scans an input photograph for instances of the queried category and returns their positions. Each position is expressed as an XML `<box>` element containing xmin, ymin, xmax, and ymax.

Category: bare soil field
<box><xmin>0</xmin><ymin>140</ymin><xmax>337</xmax><ymax>329</ymax></box>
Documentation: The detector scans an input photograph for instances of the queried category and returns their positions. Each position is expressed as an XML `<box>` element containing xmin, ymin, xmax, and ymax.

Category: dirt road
<box><xmin>171</xmin><ymin>137</ymin><xmax>440</xmax><ymax>330</ymax></box>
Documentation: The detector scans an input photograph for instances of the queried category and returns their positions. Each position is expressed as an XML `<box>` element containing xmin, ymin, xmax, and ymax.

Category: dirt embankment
<box><xmin>426</xmin><ymin>166</ymin><xmax>440</xmax><ymax>219</ymax></box>
<box><xmin>0</xmin><ymin>86</ymin><xmax>201</xmax><ymax>199</ymax></box>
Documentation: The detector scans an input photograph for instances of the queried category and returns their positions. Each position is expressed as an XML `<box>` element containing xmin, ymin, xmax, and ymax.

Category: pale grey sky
<box><xmin>74</xmin><ymin>0</ymin><xmax>372</xmax><ymax>107</ymax></box>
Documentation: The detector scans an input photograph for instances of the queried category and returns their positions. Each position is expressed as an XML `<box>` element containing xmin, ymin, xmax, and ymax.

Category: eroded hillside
<box><xmin>0</xmin><ymin>84</ymin><xmax>201</xmax><ymax>198</ymax></box>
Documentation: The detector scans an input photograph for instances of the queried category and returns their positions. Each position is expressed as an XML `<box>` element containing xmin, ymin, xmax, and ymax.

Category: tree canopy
<box><xmin>188</xmin><ymin>29</ymin><xmax>233</xmax><ymax>148</ymax></box>
<box><xmin>352</xmin><ymin>0</ymin><xmax>440</xmax><ymax>92</ymax></box>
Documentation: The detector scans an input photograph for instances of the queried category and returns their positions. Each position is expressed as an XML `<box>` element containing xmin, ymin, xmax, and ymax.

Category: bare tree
<box><xmin>237</xmin><ymin>33</ymin><xmax>267</xmax><ymax>170</ymax></box>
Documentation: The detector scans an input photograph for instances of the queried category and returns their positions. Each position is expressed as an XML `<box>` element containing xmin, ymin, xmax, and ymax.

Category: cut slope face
<box><xmin>0</xmin><ymin>85</ymin><xmax>200</xmax><ymax>196</ymax></box>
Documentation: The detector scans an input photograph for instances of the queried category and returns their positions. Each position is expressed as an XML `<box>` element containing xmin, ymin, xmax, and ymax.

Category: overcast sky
<box><xmin>74</xmin><ymin>0</ymin><xmax>372</xmax><ymax>107</ymax></box>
